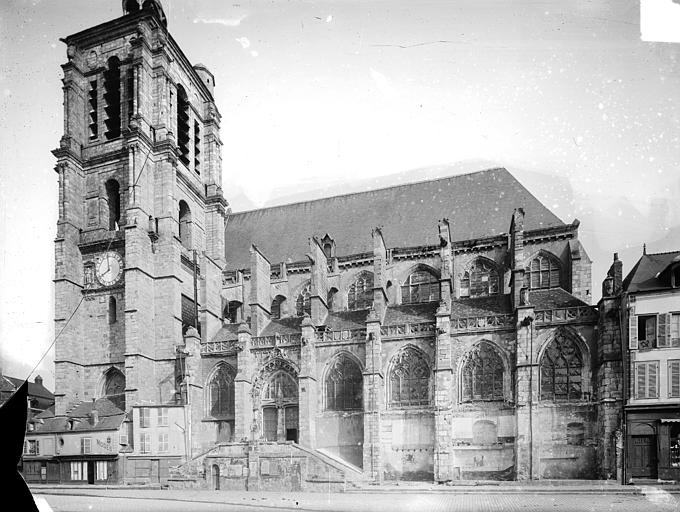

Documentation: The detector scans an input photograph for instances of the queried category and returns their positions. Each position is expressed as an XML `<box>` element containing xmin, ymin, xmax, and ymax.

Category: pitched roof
<box><xmin>384</xmin><ymin>303</ymin><xmax>439</xmax><ymax>325</ymax></box>
<box><xmin>530</xmin><ymin>288</ymin><xmax>590</xmax><ymax>310</ymax></box>
<box><xmin>5</xmin><ymin>376</ymin><xmax>54</xmax><ymax>400</ymax></box>
<box><xmin>623</xmin><ymin>251</ymin><xmax>680</xmax><ymax>293</ymax></box>
<box><xmin>31</xmin><ymin>398</ymin><xmax>126</xmax><ymax>434</ymax></box>
<box><xmin>225</xmin><ymin>168</ymin><xmax>564</xmax><ymax>269</ymax></box>
<box><xmin>450</xmin><ymin>295</ymin><xmax>513</xmax><ymax>318</ymax></box>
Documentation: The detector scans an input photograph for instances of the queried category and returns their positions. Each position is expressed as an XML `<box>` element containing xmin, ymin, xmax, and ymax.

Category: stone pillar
<box><xmin>298</xmin><ymin>316</ymin><xmax>318</xmax><ymax>447</ymax></box>
<box><xmin>234</xmin><ymin>323</ymin><xmax>254</xmax><ymax>441</ymax></box>
<box><xmin>308</xmin><ymin>238</ymin><xmax>328</xmax><ymax>326</ymax></box>
<box><xmin>510</xmin><ymin>208</ymin><xmax>525</xmax><ymax>310</ymax></box>
<box><xmin>363</xmin><ymin>308</ymin><xmax>384</xmax><ymax>482</ymax></box>
<box><xmin>183</xmin><ymin>327</ymin><xmax>203</xmax><ymax>458</ymax></box>
<box><xmin>515</xmin><ymin>304</ymin><xmax>538</xmax><ymax>480</ymax></box>
<box><xmin>433</xmin><ymin>301</ymin><xmax>453</xmax><ymax>482</ymax></box>
<box><xmin>249</xmin><ymin>245</ymin><xmax>271</xmax><ymax>336</ymax></box>
<box><xmin>596</xmin><ymin>253</ymin><xmax>624</xmax><ymax>479</ymax></box>
<box><xmin>438</xmin><ymin>219</ymin><xmax>453</xmax><ymax>306</ymax></box>
<box><xmin>372</xmin><ymin>228</ymin><xmax>388</xmax><ymax>321</ymax></box>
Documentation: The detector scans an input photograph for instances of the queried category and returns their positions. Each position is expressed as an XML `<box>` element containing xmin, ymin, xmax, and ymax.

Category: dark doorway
<box><xmin>212</xmin><ymin>464</ymin><xmax>220</xmax><ymax>490</ymax></box>
<box><xmin>87</xmin><ymin>461</ymin><xmax>95</xmax><ymax>484</ymax></box>
<box><xmin>630</xmin><ymin>435</ymin><xmax>658</xmax><ymax>478</ymax></box>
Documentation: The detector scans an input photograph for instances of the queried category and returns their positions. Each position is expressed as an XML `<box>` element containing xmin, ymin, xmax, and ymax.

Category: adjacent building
<box><xmin>600</xmin><ymin>250</ymin><xmax>680</xmax><ymax>482</ymax></box>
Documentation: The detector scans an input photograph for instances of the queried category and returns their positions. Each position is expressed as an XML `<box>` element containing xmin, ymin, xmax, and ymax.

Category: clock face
<box><xmin>96</xmin><ymin>251</ymin><xmax>124</xmax><ymax>286</ymax></box>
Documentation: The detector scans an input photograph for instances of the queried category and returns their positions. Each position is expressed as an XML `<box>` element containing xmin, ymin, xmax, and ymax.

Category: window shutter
<box><xmin>670</xmin><ymin>361</ymin><xmax>680</xmax><ymax>398</ymax></box>
<box><xmin>658</xmin><ymin>314</ymin><xmax>669</xmax><ymax>347</ymax></box>
<box><xmin>648</xmin><ymin>363</ymin><xmax>658</xmax><ymax>398</ymax></box>
<box><xmin>636</xmin><ymin>363</ymin><xmax>646</xmax><ymax>399</ymax></box>
<box><xmin>629</xmin><ymin>314</ymin><xmax>638</xmax><ymax>349</ymax></box>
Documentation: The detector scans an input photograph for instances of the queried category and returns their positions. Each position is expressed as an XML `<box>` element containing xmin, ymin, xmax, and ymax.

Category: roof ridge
<box><xmin>229</xmin><ymin>167</ymin><xmax>509</xmax><ymax>216</ymax></box>
<box><xmin>646</xmin><ymin>250</ymin><xmax>680</xmax><ymax>256</ymax></box>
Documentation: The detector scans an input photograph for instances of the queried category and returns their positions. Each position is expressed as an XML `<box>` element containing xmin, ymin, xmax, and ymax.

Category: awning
<box><xmin>660</xmin><ymin>419</ymin><xmax>680</xmax><ymax>423</ymax></box>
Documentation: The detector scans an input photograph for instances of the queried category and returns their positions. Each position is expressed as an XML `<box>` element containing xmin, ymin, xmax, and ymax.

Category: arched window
<box><xmin>327</xmin><ymin>287</ymin><xmax>338</xmax><ymax>311</ymax></box>
<box><xmin>271</xmin><ymin>295</ymin><xmax>286</xmax><ymax>320</ymax></box>
<box><xmin>262</xmin><ymin>371</ymin><xmax>298</xmax><ymax>401</ymax></box>
<box><xmin>401</xmin><ymin>269</ymin><xmax>440</xmax><ymax>304</ymax></box>
<box><xmin>540</xmin><ymin>330</ymin><xmax>584</xmax><ymax>401</ymax></box>
<box><xmin>178</xmin><ymin>200</ymin><xmax>192</xmax><ymax>249</ymax></box>
<box><xmin>295</xmin><ymin>283</ymin><xmax>311</xmax><ymax>317</ymax></box>
<box><xmin>207</xmin><ymin>364</ymin><xmax>235</xmax><ymax>418</ymax></box>
<box><xmin>223</xmin><ymin>300</ymin><xmax>242</xmax><ymax>324</ymax></box>
<box><xmin>460</xmin><ymin>259</ymin><xmax>500</xmax><ymax>298</ymax></box>
<box><xmin>176</xmin><ymin>84</ymin><xmax>190</xmax><ymax>166</ymax></box>
<box><xmin>389</xmin><ymin>347</ymin><xmax>430</xmax><ymax>407</ymax></box>
<box><xmin>524</xmin><ymin>253</ymin><xmax>560</xmax><ymax>290</ymax></box>
<box><xmin>108</xmin><ymin>296</ymin><xmax>117</xmax><ymax>324</ymax></box>
<box><xmin>461</xmin><ymin>342</ymin><xmax>504</xmax><ymax>402</ymax></box>
<box><xmin>325</xmin><ymin>355</ymin><xmax>362</xmax><ymax>411</ymax></box>
<box><xmin>103</xmin><ymin>57</ymin><xmax>121</xmax><ymax>140</ymax></box>
<box><xmin>348</xmin><ymin>272</ymin><xmax>373</xmax><ymax>311</ymax></box>
<box><xmin>105</xmin><ymin>179</ymin><xmax>121</xmax><ymax>231</ymax></box>
<box><xmin>103</xmin><ymin>368</ymin><xmax>125</xmax><ymax>410</ymax></box>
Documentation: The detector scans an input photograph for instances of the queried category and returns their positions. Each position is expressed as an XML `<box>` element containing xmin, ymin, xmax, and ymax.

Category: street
<box><xmin>34</xmin><ymin>488</ymin><xmax>680</xmax><ymax>512</ymax></box>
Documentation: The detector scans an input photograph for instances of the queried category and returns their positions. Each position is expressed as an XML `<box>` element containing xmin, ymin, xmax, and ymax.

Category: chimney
<box><xmin>438</xmin><ymin>219</ymin><xmax>453</xmax><ymax>305</ymax></box>
<box><xmin>372</xmin><ymin>228</ymin><xmax>388</xmax><ymax>321</ymax></box>
<box><xmin>34</xmin><ymin>375</ymin><xmax>43</xmax><ymax>387</ymax></box>
<box><xmin>249</xmin><ymin>245</ymin><xmax>271</xmax><ymax>336</ymax></box>
<box><xmin>90</xmin><ymin>399</ymin><xmax>99</xmax><ymax>426</ymax></box>
<box><xmin>308</xmin><ymin>237</ymin><xmax>329</xmax><ymax>325</ymax></box>
<box><xmin>510</xmin><ymin>208</ymin><xmax>526</xmax><ymax>309</ymax></box>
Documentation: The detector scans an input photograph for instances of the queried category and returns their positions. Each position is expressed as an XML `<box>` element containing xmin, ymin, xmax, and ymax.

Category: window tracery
<box><xmin>389</xmin><ymin>347</ymin><xmax>430</xmax><ymax>407</ymax></box>
<box><xmin>524</xmin><ymin>253</ymin><xmax>560</xmax><ymax>290</ymax></box>
<box><xmin>401</xmin><ymin>269</ymin><xmax>440</xmax><ymax>304</ymax></box>
<box><xmin>460</xmin><ymin>259</ymin><xmax>500</xmax><ymax>298</ymax></box>
<box><xmin>540</xmin><ymin>330</ymin><xmax>584</xmax><ymax>401</ymax></box>
<box><xmin>325</xmin><ymin>355</ymin><xmax>363</xmax><ymax>411</ymax></box>
<box><xmin>295</xmin><ymin>283</ymin><xmax>311</xmax><ymax>317</ymax></box>
<box><xmin>348</xmin><ymin>272</ymin><xmax>374</xmax><ymax>311</ymax></box>
<box><xmin>208</xmin><ymin>363</ymin><xmax>235</xmax><ymax>418</ymax></box>
<box><xmin>461</xmin><ymin>342</ymin><xmax>504</xmax><ymax>402</ymax></box>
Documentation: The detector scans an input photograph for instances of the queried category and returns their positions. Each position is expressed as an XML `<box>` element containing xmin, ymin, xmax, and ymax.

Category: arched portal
<box><xmin>253</xmin><ymin>357</ymin><xmax>299</xmax><ymax>443</ymax></box>
<box><xmin>261</xmin><ymin>370</ymin><xmax>299</xmax><ymax>443</ymax></box>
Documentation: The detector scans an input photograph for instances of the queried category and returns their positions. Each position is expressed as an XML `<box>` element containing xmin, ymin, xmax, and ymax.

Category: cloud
<box><xmin>193</xmin><ymin>15</ymin><xmax>247</xmax><ymax>27</ymax></box>
<box><xmin>235</xmin><ymin>37</ymin><xmax>251</xmax><ymax>49</ymax></box>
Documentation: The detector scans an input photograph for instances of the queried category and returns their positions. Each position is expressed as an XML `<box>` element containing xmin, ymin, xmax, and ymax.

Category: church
<box><xmin>22</xmin><ymin>1</ymin><xmax>623</xmax><ymax>488</ymax></box>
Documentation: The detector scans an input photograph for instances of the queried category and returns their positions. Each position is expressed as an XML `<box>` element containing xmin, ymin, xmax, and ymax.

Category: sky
<box><xmin>0</xmin><ymin>0</ymin><xmax>678</xmax><ymax>390</ymax></box>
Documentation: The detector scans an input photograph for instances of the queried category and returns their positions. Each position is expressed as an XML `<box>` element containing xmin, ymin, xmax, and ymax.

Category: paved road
<box><xmin>36</xmin><ymin>488</ymin><xmax>680</xmax><ymax>512</ymax></box>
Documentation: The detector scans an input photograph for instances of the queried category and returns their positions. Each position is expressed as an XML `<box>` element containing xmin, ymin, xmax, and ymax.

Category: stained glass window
<box><xmin>389</xmin><ymin>347</ymin><xmax>430</xmax><ymax>407</ymax></box>
<box><xmin>460</xmin><ymin>259</ymin><xmax>500</xmax><ymax>298</ymax></box>
<box><xmin>296</xmin><ymin>283</ymin><xmax>311</xmax><ymax>317</ymax></box>
<box><xmin>208</xmin><ymin>364</ymin><xmax>235</xmax><ymax>418</ymax></box>
<box><xmin>461</xmin><ymin>343</ymin><xmax>504</xmax><ymax>401</ymax></box>
<box><xmin>524</xmin><ymin>254</ymin><xmax>560</xmax><ymax>290</ymax></box>
<box><xmin>325</xmin><ymin>355</ymin><xmax>363</xmax><ymax>410</ymax></box>
<box><xmin>401</xmin><ymin>270</ymin><xmax>440</xmax><ymax>304</ymax></box>
<box><xmin>540</xmin><ymin>331</ymin><xmax>583</xmax><ymax>401</ymax></box>
<box><xmin>348</xmin><ymin>272</ymin><xmax>374</xmax><ymax>311</ymax></box>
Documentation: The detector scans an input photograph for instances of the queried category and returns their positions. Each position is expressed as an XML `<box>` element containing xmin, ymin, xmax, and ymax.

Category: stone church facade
<box><xmin>43</xmin><ymin>1</ymin><xmax>622</xmax><ymax>487</ymax></box>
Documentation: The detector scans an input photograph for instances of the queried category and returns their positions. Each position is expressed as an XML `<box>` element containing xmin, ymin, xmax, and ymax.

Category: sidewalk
<box><xmin>29</xmin><ymin>479</ymin><xmax>680</xmax><ymax>511</ymax></box>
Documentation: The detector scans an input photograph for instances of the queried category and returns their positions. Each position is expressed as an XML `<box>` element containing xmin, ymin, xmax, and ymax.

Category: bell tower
<box><xmin>52</xmin><ymin>1</ymin><xmax>227</xmax><ymax>417</ymax></box>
